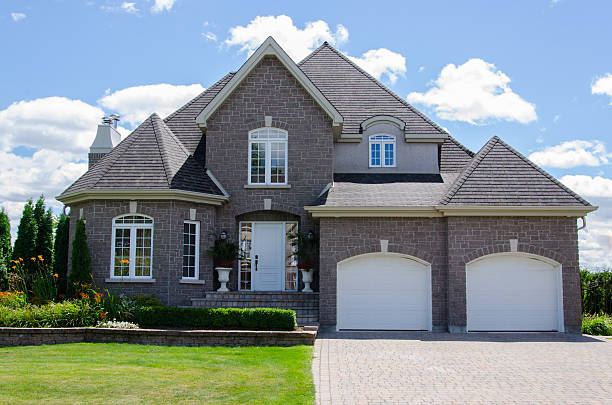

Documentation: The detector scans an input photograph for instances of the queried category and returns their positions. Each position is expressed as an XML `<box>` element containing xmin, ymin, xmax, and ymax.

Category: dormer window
<box><xmin>369</xmin><ymin>134</ymin><xmax>396</xmax><ymax>167</ymax></box>
<box><xmin>248</xmin><ymin>128</ymin><xmax>288</xmax><ymax>185</ymax></box>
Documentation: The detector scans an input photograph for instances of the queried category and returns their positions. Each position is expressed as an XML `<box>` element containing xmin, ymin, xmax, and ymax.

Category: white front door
<box><xmin>251</xmin><ymin>222</ymin><xmax>285</xmax><ymax>291</ymax></box>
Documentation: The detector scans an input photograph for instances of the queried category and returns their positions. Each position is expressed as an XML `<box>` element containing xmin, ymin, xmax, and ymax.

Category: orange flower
<box><xmin>30</xmin><ymin>257</ymin><xmax>36</xmax><ymax>261</ymax></box>
<box><xmin>11</xmin><ymin>266</ymin><xmax>16</xmax><ymax>270</ymax></box>
<box><xmin>37</xmin><ymin>255</ymin><xmax>44</xmax><ymax>261</ymax></box>
<box><xmin>19</xmin><ymin>258</ymin><xmax>23</xmax><ymax>262</ymax></box>
<box><xmin>120</xmin><ymin>259</ymin><xmax>129</xmax><ymax>264</ymax></box>
<box><xmin>53</xmin><ymin>273</ymin><xmax>58</xmax><ymax>278</ymax></box>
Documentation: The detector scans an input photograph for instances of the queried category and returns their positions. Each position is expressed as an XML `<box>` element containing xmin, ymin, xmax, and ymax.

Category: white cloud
<box><xmin>121</xmin><ymin>2</ymin><xmax>139</xmax><ymax>14</ymax></box>
<box><xmin>560</xmin><ymin>175</ymin><xmax>612</xmax><ymax>198</ymax></box>
<box><xmin>98</xmin><ymin>83</ymin><xmax>204</xmax><ymax>127</ymax></box>
<box><xmin>406</xmin><ymin>58</ymin><xmax>537</xmax><ymax>124</ymax></box>
<box><xmin>11</xmin><ymin>12</ymin><xmax>26</xmax><ymax>22</ymax></box>
<box><xmin>418</xmin><ymin>66</ymin><xmax>425</xmax><ymax>72</ymax></box>
<box><xmin>529</xmin><ymin>140</ymin><xmax>611</xmax><ymax>169</ymax></box>
<box><xmin>347</xmin><ymin>48</ymin><xmax>406</xmax><ymax>84</ymax></box>
<box><xmin>0</xmin><ymin>97</ymin><xmax>105</xmax><ymax>156</ymax></box>
<box><xmin>151</xmin><ymin>0</ymin><xmax>177</xmax><ymax>14</ymax></box>
<box><xmin>203</xmin><ymin>32</ymin><xmax>217</xmax><ymax>42</ymax></box>
<box><xmin>225</xmin><ymin>15</ymin><xmax>349</xmax><ymax>61</ymax></box>
<box><xmin>578</xmin><ymin>197</ymin><xmax>612</xmax><ymax>268</ymax></box>
<box><xmin>553</xmin><ymin>114</ymin><xmax>560</xmax><ymax>122</ymax></box>
<box><xmin>592</xmin><ymin>73</ymin><xmax>612</xmax><ymax>105</ymax></box>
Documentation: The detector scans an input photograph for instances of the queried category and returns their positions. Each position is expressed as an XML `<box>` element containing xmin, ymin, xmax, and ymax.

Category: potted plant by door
<box><xmin>205</xmin><ymin>231</ymin><xmax>240</xmax><ymax>292</ymax></box>
<box><xmin>290</xmin><ymin>231</ymin><xmax>319</xmax><ymax>293</ymax></box>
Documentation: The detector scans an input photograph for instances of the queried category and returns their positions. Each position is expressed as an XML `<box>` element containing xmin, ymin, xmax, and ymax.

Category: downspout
<box><xmin>577</xmin><ymin>216</ymin><xmax>587</xmax><ymax>231</ymax></box>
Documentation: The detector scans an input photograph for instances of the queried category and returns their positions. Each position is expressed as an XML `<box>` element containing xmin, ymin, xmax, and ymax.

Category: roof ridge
<box><xmin>439</xmin><ymin>136</ymin><xmax>499</xmax><ymax>205</ymax></box>
<box><xmin>315</xmin><ymin>43</ymin><xmax>447</xmax><ymax>135</ymax></box>
<box><xmin>297</xmin><ymin>42</ymin><xmax>329</xmax><ymax>66</ymax></box>
<box><xmin>492</xmin><ymin>136</ymin><xmax>592</xmax><ymax>207</ymax></box>
<box><xmin>164</xmin><ymin>72</ymin><xmax>235</xmax><ymax>122</ymax></box>
<box><xmin>151</xmin><ymin>113</ymin><xmax>185</xmax><ymax>186</ymax></box>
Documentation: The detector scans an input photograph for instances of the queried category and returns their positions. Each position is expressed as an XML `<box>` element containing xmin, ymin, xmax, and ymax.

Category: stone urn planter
<box><xmin>300</xmin><ymin>268</ymin><xmax>314</xmax><ymax>293</ymax></box>
<box><xmin>216</xmin><ymin>267</ymin><xmax>232</xmax><ymax>292</ymax></box>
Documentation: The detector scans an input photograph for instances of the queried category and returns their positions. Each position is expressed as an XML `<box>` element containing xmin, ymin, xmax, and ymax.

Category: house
<box><xmin>58</xmin><ymin>37</ymin><xmax>596</xmax><ymax>333</ymax></box>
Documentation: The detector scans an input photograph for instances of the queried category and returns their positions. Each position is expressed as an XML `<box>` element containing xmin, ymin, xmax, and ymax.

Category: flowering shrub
<box><xmin>96</xmin><ymin>319</ymin><xmax>139</xmax><ymax>329</ymax></box>
<box><xmin>0</xmin><ymin>291</ymin><xmax>27</xmax><ymax>309</ymax></box>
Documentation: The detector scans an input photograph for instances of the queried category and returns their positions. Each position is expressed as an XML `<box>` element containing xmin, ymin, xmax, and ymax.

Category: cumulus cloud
<box><xmin>578</xmin><ymin>197</ymin><xmax>612</xmax><ymax>268</ymax></box>
<box><xmin>121</xmin><ymin>2</ymin><xmax>139</xmax><ymax>14</ymax></box>
<box><xmin>0</xmin><ymin>97</ymin><xmax>105</xmax><ymax>156</ymax></box>
<box><xmin>347</xmin><ymin>48</ymin><xmax>406</xmax><ymax>84</ymax></box>
<box><xmin>11</xmin><ymin>12</ymin><xmax>26</xmax><ymax>22</ymax></box>
<box><xmin>406</xmin><ymin>58</ymin><xmax>537</xmax><ymax>124</ymax></box>
<box><xmin>225</xmin><ymin>15</ymin><xmax>349</xmax><ymax>61</ymax></box>
<box><xmin>529</xmin><ymin>140</ymin><xmax>611</xmax><ymax>169</ymax></box>
<box><xmin>592</xmin><ymin>73</ymin><xmax>612</xmax><ymax>105</ymax></box>
<box><xmin>151</xmin><ymin>0</ymin><xmax>176</xmax><ymax>13</ymax></box>
<box><xmin>98</xmin><ymin>83</ymin><xmax>204</xmax><ymax>127</ymax></box>
<box><xmin>560</xmin><ymin>175</ymin><xmax>612</xmax><ymax>198</ymax></box>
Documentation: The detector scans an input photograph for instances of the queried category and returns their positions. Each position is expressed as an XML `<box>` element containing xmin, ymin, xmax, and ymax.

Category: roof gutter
<box><xmin>56</xmin><ymin>189</ymin><xmax>229</xmax><ymax>206</ymax></box>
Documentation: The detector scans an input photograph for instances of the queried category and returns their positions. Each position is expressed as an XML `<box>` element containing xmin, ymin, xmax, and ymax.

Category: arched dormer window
<box><xmin>111</xmin><ymin>214</ymin><xmax>154</xmax><ymax>279</ymax></box>
<box><xmin>369</xmin><ymin>134</ymin><xmax>396</xmax><ymax>167</ymax></box>
<box><xmin>248</xmin><ymin>128</ymin><xmax>288</xmax><ymax>185</ymax></box>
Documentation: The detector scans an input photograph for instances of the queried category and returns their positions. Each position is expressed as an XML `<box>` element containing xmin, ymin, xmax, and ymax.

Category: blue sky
<box><xmin>1</xmin><ymin>0</ymin><xmax>611</xmax><ymax>267</ymax></box>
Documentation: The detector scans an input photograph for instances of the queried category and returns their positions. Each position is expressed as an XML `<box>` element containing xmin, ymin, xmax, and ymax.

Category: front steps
<box><xmin>191</xmin><ymin>292</ymin><xmax>319</xmax><ymax>325</ymax></box>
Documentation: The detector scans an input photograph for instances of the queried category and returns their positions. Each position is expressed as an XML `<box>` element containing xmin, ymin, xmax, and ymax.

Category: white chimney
<box><xmin>89</xmin><ymin>116</ymin><xmax>121</xmax><ymax>168</ymax></box>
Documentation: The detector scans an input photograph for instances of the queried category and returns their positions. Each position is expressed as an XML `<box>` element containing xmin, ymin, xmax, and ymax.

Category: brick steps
<box><xmin>191</xmin><ymin>292</ymin><xmax>319</xmax><ymax>326</ymax></box>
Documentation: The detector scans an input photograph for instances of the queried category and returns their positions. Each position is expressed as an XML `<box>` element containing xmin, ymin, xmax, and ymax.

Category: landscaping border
<box><xmin>0</xmin><ymin>327</ymin><xmax>317</xmax><ymax>347</ymax></box>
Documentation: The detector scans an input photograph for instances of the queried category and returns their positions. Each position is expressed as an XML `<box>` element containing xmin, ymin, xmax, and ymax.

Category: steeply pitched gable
<box><xmin>440</xmin><ymin>135</ymin><xmax>475</xmax><ymax>172</ymax></box>
<box><xmin>299</xmin><ymin>43</ymin><xmax>447</xmax><ymax>139</ymax></box>
<box><xmin>441</xmin><ymin>136</ymin><xmax>591</xmax><ymax>206</ymax></box>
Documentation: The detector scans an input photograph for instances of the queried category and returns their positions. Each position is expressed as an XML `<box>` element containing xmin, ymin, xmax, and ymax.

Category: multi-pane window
<box><xmin>369</xmin><ymin>134</ymin><xmax>395</xmax><ymax>167</ymax></box>
<box><xmin>111</xmin><ymin>215</ymin><xmax>153</xmax><ymax>278</ymax></box>
<box><xmin>182</xmin><ymin>221</ymin><xmax>200</xmax><ymax>279</ymax></box>
<box><xmin>248</xmin><ymin>128</ymin><xmax>288</xmax><ymax>185</ymax></box>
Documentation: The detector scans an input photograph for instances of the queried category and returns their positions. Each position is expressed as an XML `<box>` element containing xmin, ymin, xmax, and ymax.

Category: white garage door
<box><xmin>337</xmin><ymin>254</ymin><xmax>431</xmax><ymax>331</ymax></box>
<box><xmin>466</xmin><ymin>254</ymin><xmax>563</xmax><ymax>332</ymax></box>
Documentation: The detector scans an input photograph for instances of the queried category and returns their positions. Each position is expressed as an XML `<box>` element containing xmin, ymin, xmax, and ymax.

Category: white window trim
<box><xmin>182</xmin><ymin>220</ymin><xmax>200</xmax><ymax>280</ymax></box>
<box><xmin>110</xmin><ymin>214</ymin><xmax>154</xmax><ymax>279</ymax></box>
<box><xmin>247</xmin><ymin>128</ymin><xmax>289</xmax><ymax>185</ymax></box>
<box><xmin>369</xmin><ymin>134</ymin><xmax>396</xmax><ymax>168</ymax></box>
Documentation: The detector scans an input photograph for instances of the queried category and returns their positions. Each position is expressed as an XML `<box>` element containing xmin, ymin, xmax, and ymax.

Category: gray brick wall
<box><xmin>68</xmin><ymin>200</ymin><xmax>216</xmax><ymax>306</ymax></box>
<box><xmin>205</xmin><ymin>55</ymin><xmax>334</xmax><ymax>290</ymax></box>
<box><xmin>447</xmin><ymin>216</ymin><xmax>581</xmax><ymax>333</ymax></box>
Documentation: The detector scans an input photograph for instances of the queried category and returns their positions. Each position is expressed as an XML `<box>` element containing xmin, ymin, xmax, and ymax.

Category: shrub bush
<box><xmin>134</xmin><ymin>307</ymin><xmax>296</xmax><ymax>331</ymax></box>
<box><xmin>582</xmin><ymin>314</ymin><xmax>612</xmax><ymax>336</ymax></box>
<box><xmin>0</xmin><ymin>291</ymin><xmax>27</xmax><ymax>309</ymax></box>
<box><xmin>581</xmin><ymin>270</ymin><xmax>612</xmax><ymax>315</ymax></box>
<box><xmin>0</xmin><ymin>300</ymin><xmax>98</xmax><ymax>327</ymax></box>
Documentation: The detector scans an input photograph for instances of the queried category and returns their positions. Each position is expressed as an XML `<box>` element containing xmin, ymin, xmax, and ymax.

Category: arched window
<box><xmin>111</xmin><ymin>214</ymin><xmax>153</xmax><ymax>278</ymax></box>
<box><xmin>369</xmin><ymin>134</ymin><xmax>396</xmax><ymax>167</ymax></box>
<box><xmin>248</xmin><ymin>128</ymin><xmax>288</xmax><ymax>185</ymax></box>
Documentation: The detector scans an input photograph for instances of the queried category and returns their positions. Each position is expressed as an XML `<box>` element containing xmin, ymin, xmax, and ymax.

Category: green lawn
<box><xmin>0</xmin><ymin>343</ymin><xmax>314</xmax><ymax>404</ymax></box>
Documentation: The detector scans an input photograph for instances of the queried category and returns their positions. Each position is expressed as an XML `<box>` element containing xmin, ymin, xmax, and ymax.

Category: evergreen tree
<box><xmin>0</xmin><ymin>209</ymin><xmax>11</xmax><ymax>290</ymax></box>
<box><xmin>13</xmin><ymin>200</ymin><xmax>37</xmax><ymax>263</ymax></box>
<box><xmin>33</xmin><ymin>195</ymin><xmax>54</xmax><ymax>264</ymax></box>
<box><xmin>68</xmin><ymin>219</ymin><xmax>92</xmax><ymax>294</ymax></box>
<box><xmin>53</xmin><ymin>213</ymin><xmax>70</xmax><ymax>295</ymax></box>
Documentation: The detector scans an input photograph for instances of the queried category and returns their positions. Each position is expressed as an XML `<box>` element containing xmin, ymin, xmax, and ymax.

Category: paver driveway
<box><xmin>313</xmin><ymin>329</ymin><xmax>612</xmax><ymax>405</ymax></box>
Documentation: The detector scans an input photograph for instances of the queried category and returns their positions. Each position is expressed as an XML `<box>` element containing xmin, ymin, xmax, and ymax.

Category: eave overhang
<box><xmin>195</xmin><ymin>37</ymin><xmax>343</xmax><ymax>132</ymax></box>
<box><xmin>56</xmin><ymin>189</ymin><xmax>229</xmax><ymax>206</ymax></box>
<box><xmin>305</xmin><ymin>204</ymin><xmax>597</xmax><ymax>218</ymax></box>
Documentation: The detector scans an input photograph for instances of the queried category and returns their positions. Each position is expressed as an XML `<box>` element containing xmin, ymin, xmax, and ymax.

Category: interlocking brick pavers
<box><xmin>313</xmin><ymin>330</ymin><xmax>612</xmax><ymax>405</ymax></box>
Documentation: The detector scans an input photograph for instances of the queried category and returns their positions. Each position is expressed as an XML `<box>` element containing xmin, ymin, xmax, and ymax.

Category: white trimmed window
<box><xmin>111</xmin><ymin>215</ymin><xmax>153</xmax><ymax>278</ymax></box>
<box><xmin>182</xmin><ymin>221</ymin><xmax>200</xmax><ymax>279</ymax></box>
<box><xmin>369</xmin><ymin>134</ymin><xmax>396</xmax><ymax>167</ymax></box>
<box><xmin>248</xmin><ymin>128</ymin><xmax>288</xmax><ymax>184</ymax></box>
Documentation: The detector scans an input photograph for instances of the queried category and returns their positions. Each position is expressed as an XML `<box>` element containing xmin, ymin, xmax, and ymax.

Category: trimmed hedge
<box><xmin>582</xmin><ymin>314</ymin><xmax>612</xmax><ymax>335</ymax></box>
<box><xmin>0</xmin><ymin>300</ymin><xmax>98</xmax><ymax>328</ymax></box>
<box><xmin>134</xmin><ymin>307</ymin><xmax>297</xmax><ymax>331</ymax></box>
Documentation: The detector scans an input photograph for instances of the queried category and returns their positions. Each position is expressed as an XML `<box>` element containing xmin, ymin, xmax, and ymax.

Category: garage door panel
<box><xmin>337</xmin><ymin>254</ymin><xmax>431</xmax><ymax>331</ymax></box>
<box><xmin>467</xmin><ymin>255</ymin><xmax>561</xmax><ymax>332</ymax></box>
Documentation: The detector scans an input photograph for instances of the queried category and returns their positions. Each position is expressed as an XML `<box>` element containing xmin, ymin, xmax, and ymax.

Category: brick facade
<box><xmin>318</xmin><ymin>216</ymin><xmax>581</xmax><ymax>333</ymax></box>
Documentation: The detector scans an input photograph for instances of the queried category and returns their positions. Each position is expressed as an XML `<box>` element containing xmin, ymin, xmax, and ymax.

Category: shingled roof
<box><xmin>440</xmin><ymin>136</ymin><xmax>592</xmax><ymax>206</ymax></box>
<box><xmin>299</xmin><ymin>43</ymin><xmax>447</xmax><ymax>138</ymax></box>
<box><xmin>440</xmin><ymin>136</ymin><xmax>475</xmax><ymax>172</ymax></box>
<box><xmin>59</xmin><ymin>114</ymin><xmax>222</xmax><ymax>197</ymax></box>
